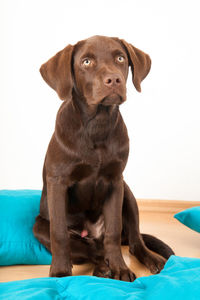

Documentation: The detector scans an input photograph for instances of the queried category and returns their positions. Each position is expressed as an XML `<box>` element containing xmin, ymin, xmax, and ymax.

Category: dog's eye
<box><xmin>82</xmin><ymin>59</ymin><xmax>91</xmax><ymax>66</ymax></box>
<box><xmin>117</xmin><ymin>56</ymin><xmax>125</xmax><ymax>63</ymax></box>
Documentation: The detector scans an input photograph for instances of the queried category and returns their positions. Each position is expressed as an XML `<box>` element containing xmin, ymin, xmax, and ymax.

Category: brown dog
<box><xmin>33</xmin><ymin>35</ymin><xmax>174</xmax><ymax>282</ymax></box>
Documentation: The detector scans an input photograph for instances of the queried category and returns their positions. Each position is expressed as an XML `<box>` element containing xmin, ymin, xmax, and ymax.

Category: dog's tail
<box><xmin>141</xmin><ymin>233</ymin><xmax>175</xmax><ymax>259</ymax></box>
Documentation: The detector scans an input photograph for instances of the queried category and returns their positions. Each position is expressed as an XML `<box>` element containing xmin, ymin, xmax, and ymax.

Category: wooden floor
<box><xmin>1</xmin><ymin>200</ymin><xmax>200</xmax><ymax>282</ymax></box>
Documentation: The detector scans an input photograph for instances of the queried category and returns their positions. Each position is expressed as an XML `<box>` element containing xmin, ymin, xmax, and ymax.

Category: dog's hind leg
<box><xmin>33</xmin><ymin>215</ymin><xmax>51</xmax><ymax>252</ymax></box>
<box><xmin>141</xmin><ymin>234</ymin><xmax>174</xmax><ymax>259</ymax></box>
<box><xmin>122</xmin><ymin>180</ymin><xmax>173</xmax><ymax>274</ymax></box>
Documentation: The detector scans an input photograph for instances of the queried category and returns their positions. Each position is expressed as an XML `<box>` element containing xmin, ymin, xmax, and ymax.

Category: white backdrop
<box><xmin>1</xmin><ymin>0</ymin><xmax>200</xmax><ymax>200</ymax></box>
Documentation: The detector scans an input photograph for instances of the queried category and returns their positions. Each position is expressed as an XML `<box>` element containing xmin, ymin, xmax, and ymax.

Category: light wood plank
<box><xmin>138</xmin><ymin>199</ymin><xmax>200</xmax><ymax>213</ymax></box>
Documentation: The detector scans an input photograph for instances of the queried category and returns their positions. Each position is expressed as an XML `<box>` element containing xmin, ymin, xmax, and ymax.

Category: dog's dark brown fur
<box><xmin>33</xmin><ymin>35</ymin><xmax>174</xmax><ymax>281</ymax></box>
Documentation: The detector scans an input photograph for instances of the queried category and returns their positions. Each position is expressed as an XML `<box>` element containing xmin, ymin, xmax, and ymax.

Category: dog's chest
<box><xmin>68</xmin><ymin>105</ymin><xmax>128</xmax><ymax>184</ymax></box>
<box><xmin>68</xmin><ymin>155</ymin><xmax>122</xmax><ymax>211</ymax></box>
<box><xmin>70</xmin><ymin>145</ymin><xmax>123</xmax><ymax>183</ymax></box>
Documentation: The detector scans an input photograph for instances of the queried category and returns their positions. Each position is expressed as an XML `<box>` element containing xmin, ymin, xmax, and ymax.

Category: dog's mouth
<box><xmin>101</xmin><ymin>93</ymin><xmax>124</xmax><ymax>106</ymax></box>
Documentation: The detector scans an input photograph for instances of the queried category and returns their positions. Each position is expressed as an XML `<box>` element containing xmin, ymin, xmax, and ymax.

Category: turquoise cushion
<box><xmin>1</xmin><ymin>256</ymin><xmax>200</xmax><ymax>299</ymax></box>
<box><xmin>174</xmin><ymin>206</ymin><xmax>200</xmax><ymax>233</ymax></box>
<box><xmin>0</xmin><ymin>190</ymin><xmax>52</xmax><ymax>265</ymax></box>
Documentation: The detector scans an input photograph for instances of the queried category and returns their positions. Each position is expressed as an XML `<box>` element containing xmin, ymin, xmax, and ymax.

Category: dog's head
<box><xmin>40</xmin><ymin>35</ymin><xmax>151</xmax><ymax>106</ymax></box>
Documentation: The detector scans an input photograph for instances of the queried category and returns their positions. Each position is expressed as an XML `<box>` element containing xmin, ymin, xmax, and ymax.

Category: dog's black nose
<box><xmin>104</xmin><ymin>74</ymin><xmax>122</xmax><ymax>87</ymax></box>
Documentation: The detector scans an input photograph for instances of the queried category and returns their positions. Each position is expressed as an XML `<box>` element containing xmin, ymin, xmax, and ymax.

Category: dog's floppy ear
<box><xmin>40</xmin><ymin>44</ymin><xmax>74</xmax><ymax>100</ymax></box>
<box><xmin>120</xmin><ymin>39</ymin><xmax>151</xmax><ymax>92</ymax></box>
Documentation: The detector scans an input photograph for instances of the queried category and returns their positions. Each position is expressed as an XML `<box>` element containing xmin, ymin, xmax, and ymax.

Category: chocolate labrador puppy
<box><xmin>33</xmin><ymin>35</ymin><xmax>174</xmax><ymax>281</ymax></box>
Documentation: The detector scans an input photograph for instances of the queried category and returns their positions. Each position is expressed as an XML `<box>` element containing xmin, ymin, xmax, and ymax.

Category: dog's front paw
<box><xmin>49</xmin><ymin>261</ymin><xmax>72</xmax><ymax>277</ymax></box>
<box><xmin>93</xmin><ymin>259</ymin><xmax>136</xmax><ymax>282</ymax></box>
<box><xmin>93</xmin><ymin>261</ymin><xmax>113</xmax><ymax>278</ymax></box>
<box><xmin>112</xmin><ymin>267</ymin><xmax>136</xmax><ymax>282</ymax></box>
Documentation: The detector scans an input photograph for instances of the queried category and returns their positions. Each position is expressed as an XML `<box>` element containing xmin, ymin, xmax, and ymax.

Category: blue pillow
<box><xmin>0</xmin><ymin>190</ymin><xmax>52</xmax><ymax>265</ymax></box>
<box><xmin>174</xmin><ymin>206</ymin><xmax>200</xmax><ymax>233</ymax></box>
